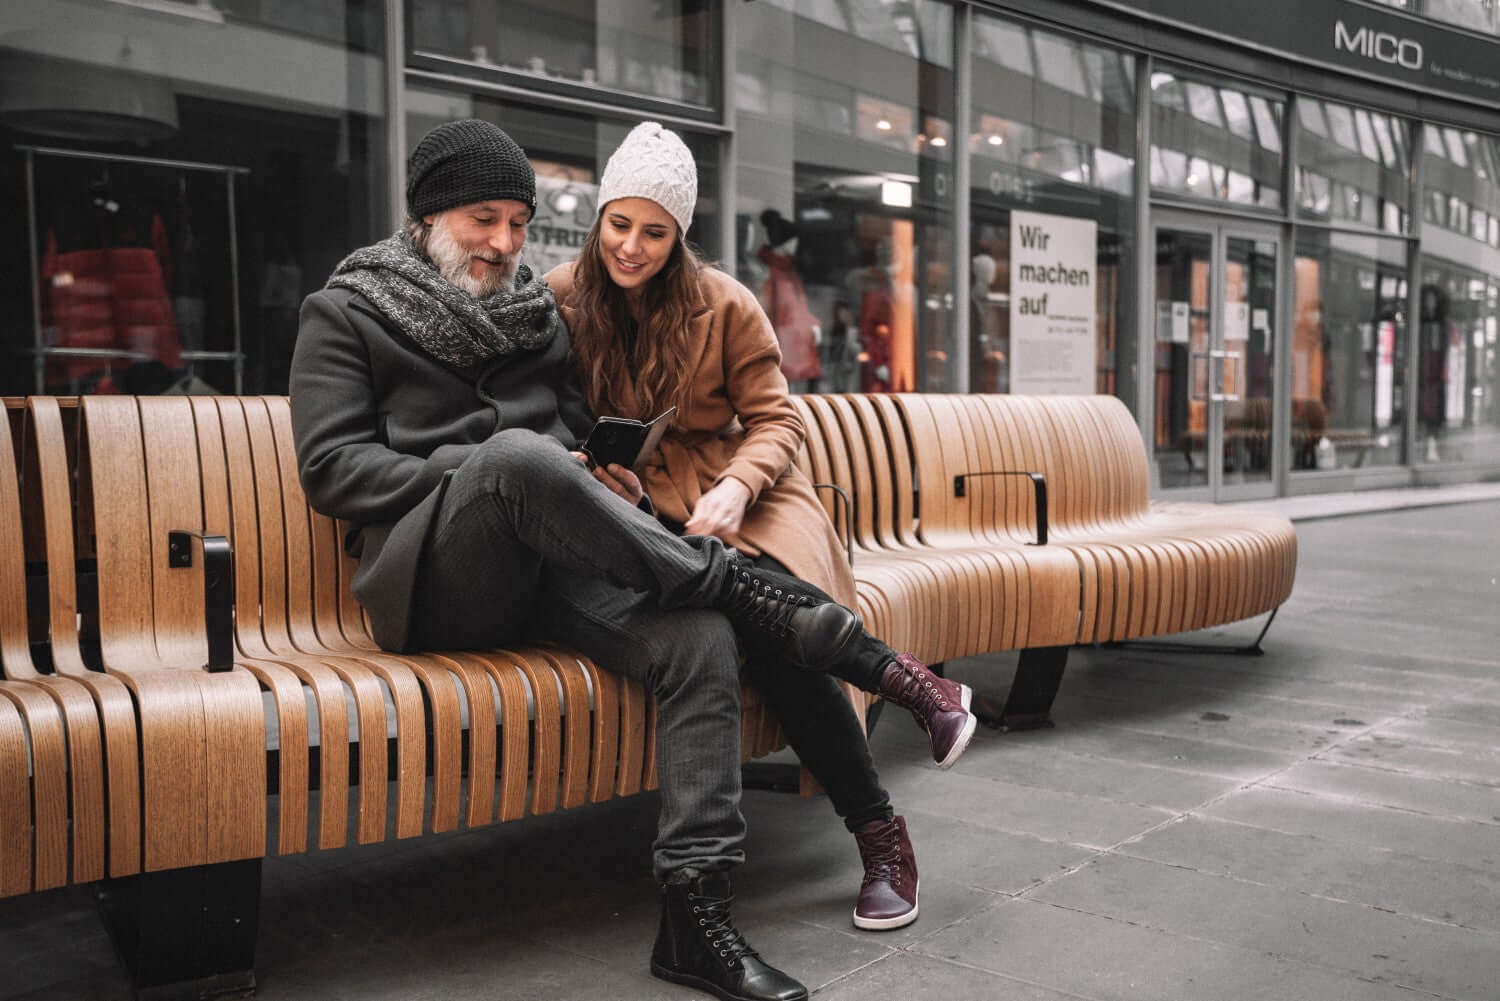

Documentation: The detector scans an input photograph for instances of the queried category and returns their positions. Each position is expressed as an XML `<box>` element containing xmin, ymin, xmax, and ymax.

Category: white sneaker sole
<box><xmin>937</xmin><ymin>710</ymin><xmax>978</xmax><ymax>770</ymax></box>
<box><xmin>852</xmin><ymin>880</ymin><xmax>920</xmax><ymax>930</ymax></box>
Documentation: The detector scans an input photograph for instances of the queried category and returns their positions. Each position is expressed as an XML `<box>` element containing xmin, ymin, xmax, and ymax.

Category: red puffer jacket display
<box><xmin>41</xmin><ymin>214</ymin><xmax>181</xmax><ymax>386</ymax></box>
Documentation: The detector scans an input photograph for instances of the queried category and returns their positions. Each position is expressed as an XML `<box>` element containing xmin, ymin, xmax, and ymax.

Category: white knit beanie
<box><xmin>597</xmin><ymin>121</ymin><xmax>697</xmax><ymax>237</ymax></box>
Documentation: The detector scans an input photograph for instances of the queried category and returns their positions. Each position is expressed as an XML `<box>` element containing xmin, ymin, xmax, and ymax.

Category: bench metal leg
<box><xmin>968</xmin><ymin>646</ymin><xmax>1069</xmax><ymax>732</ymax></box>
<box><xmin>1108</xmin><ymin>607</ymin><xmax>1280</xmax><ymax>657</ymax></box>
<box><xmin>96</xmin><ymin>859</ymin><xmax>261</xmax><ymax>1001</ymax></box>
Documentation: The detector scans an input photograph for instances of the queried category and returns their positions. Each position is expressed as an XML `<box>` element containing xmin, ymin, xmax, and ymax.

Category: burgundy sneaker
<box><xmin>852</xmin><ymin>815</ymin><xmax>918</xmax><ymax>930</ymax></box>
<box><xmin>877</xmin><ymin>654</ymin><xmax>977</xmax><ymax>768</ymax></box>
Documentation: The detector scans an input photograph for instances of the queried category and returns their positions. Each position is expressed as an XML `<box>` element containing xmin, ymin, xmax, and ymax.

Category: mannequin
<box><xmin>846</xmin><ymin>242</ymin><xmax>894</xmax><ymax>393</ymax></box>
<box><xmin>970</xmin><ymin>251</ymin><xmax>1005</xmax><ymax>393</ymax></box>
<box><xmin>757</xmin><ymin>208</ymin><xmax>823</xmax><ymax>390</ymax></box>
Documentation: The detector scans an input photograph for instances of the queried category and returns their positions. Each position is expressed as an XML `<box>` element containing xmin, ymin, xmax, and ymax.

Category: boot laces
<box><xmin>857</xmin><ymin>823</ymin><xmax>905</xmax><ymax>888</ymax></box>
<box><xmin>689</xmin><ymin>889</ymin><xmax>759</xmax><ymax>965</ymax></box>
<box><xmin>723</xmin><ymin>571</ymin><xmax>808</xmax><ymax>637</ymax></box>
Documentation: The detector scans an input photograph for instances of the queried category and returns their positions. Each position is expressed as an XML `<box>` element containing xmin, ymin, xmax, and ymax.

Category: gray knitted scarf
<box><xmin>326</xmin><ymin>231</ymin><xmax>560</xmax><ymax>369</ymax></box>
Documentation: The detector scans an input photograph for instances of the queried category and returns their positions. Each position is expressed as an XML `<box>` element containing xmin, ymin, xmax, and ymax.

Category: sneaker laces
<box><xmin>722</xmin><ymin>570</ymin><xmax>810</xmax><ymax>638</ymax></box>
<box><xmin>688</xmin><ymin>888</ymin><xmax>759</xmax><ymax>964</ymax></box>
<box><xmin>855</xmin><ymin>823</ymin><xmax>904</xmax><ymax>888</ymax></box>
<box><xmin>888</xmin><ymin>661</ymin><xmax>950</xmax><ymax>725</ymax></box>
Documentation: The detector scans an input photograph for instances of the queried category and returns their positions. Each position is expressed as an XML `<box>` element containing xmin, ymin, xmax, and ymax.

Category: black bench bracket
<box><xmin>952</xmin><ymin>471</ymin><xmax>1047</xmax><ymax>546</ymax></box>
<box><xmin>1106</xmin><ymin>606</ymin><xmax>1280</xmax><ymax>657</ymax></box>
<box><xmin>811</xmin><ymin>482</ymin><xmax>856</xmax><ymax>567</ymax></box>
<box><xmin>168</xmin><ymin>530</ymin><xmax>234</xmax><ymax>673</ymax></box>
<box><xmin>96</xmin><ymin>858</ymin><xmax>262</xmax><ymax>1001</ymax></box>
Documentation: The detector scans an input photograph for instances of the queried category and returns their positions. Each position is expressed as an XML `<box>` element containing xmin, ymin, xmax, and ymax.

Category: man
<box><xmin>290</xmin><ymin>118</ymin><xmax>855</xmax><ymax>1001</ymax></box>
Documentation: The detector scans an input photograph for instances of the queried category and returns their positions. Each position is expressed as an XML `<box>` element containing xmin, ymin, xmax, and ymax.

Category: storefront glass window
<box><xmin>1366</xmin><ymin>0</ymin><xmax>1498</xmax><ymax>36</ymax></box>
<box><xmin>411</xmin><ymin>0</ymin><xmax>717</xmax><ymax>109</ymax></box>
<box><xmin>970</xmin><ymin>15</ymin><xmax>1136</xmax><ymax>401</ymax></box>
<box><xmin>1150</xmin><ymin>69</ymin><xmax>1282</xmax><ymax>209</ymax></box>
<box><xmin>1417</xmin><ymin>127</ymin><xmax>1500</xmax><ymax>464</ymax></box>
<box><xmin>1296</xmin><ymin>99</ymin><xmax>1411</xmax><ymax>233</ymax></box>
<box><xmin>1292</xmin><ymin>232</ymin><xmax>1409</xmax><ymax>470</ymax></box>
<box><xmin>732</xmin><ymin>0</ymin><xmax>955</xmax><ymax>394</ymax></box>
<box><xmin>0</xmin><ymin>0</ymin><xmax>388</xmax><ymax>397</ymax></box>
<box><xmin>406</xmin><ymin>84</ymin><xmax>721</xmax><ymax>278</ymax></box>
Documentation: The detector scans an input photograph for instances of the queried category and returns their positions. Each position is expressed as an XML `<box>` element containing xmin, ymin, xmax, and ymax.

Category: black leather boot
<box><xmin>715</xmin><ymin>553</ymin><xmax>859</xmax><ymax>670</ymax></box>
<box><xmin>650</xmin><ymin>872</ymin><xmax>808</xmax><ymax>1001</ymax></box>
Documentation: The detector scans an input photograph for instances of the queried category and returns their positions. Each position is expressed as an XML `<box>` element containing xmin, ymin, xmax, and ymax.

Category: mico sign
<box><xmin>1334</xmin><ymin>19</ymin><xmax>1424</xmax><ymax>71</ymax></box>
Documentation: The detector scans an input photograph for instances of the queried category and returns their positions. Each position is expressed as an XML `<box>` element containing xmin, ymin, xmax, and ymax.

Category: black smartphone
<box><xmin>581</xmin><ymin>406</ymin><xmax>676</xmax><ymax>471</ymax></box>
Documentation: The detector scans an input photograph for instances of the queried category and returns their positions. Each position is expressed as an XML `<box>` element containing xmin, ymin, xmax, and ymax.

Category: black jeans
<box><xmin>742</xmin><ymin>553</ymin><xmax>894</xmax><ymax>833</ymax></box>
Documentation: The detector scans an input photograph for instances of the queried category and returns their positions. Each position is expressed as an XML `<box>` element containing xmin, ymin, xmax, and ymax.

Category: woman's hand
<box><xmin>684</xmin><ymin>478</ymin><xmax>752</xmax><ymax>540</ymax></box>
<box><xmin>571</xmin><ymin>452</ymin><xmax>644</xmax><ymax>505</ymax></box>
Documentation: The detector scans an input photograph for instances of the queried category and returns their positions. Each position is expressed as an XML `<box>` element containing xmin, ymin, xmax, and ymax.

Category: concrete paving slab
<box><xmin>876</xmin><ymin>765</ymin><xmax>1176</xmax><ymax>849</ymax></box>
<box><xmin>1423</xmin><ymin>686</ymin><xmax>1500</xmax><ymax>727</ymax></box>
<box><xmin>948</xmin><ymin>737</ymin><xmax>1242</xmax><ymax>812</ymax></box>
<box><xmin>1000</xmin><ymin>723</ymin><xmax>1296</xmax><ymax>781</ymax></box>
<box><xmin>1027</xmin><ymin>853</ymin><xmax>1500</xmax><ymax>999</ymax></box>
<box><xmin>915</xmin><ymin>896</ymin><xmax>1427</xmax><ymax>1001</ymax></box>
<box><xmin>1326</xmin><ymin>732</ymin><xmax>1500</xmax><ymax>787</ymax></box>
<box><xmin>1267</xmin><ymin>758</ymin><xmax>1500</xmax><ymax>823</ymax></box>
<box><xmin>1121</xmin><ymin>815</ymin><xmax>1500</xmax><ymax>934</ymax></box>
<box><xmin>1053</xmin><ymin>692</ymin><xmax>1354</xmax><ymax>757</ymax></box>
<box><xmin>1199</xmin><ymin>787</ymin><xmax>1500</xmax><ymax>871</ymax></box>
<box><xmin>1385</xmin><ymin>713</ymin><xmax>1500</xmax><ymax>748</ymax></box>
<box><xmin>1053</xmin><ymin>664</ymin><xmax>1405</xmax><ymax>725</ymax></box>
<box><xmin>814</xmin><ymin>951</ymin><xmax>1088</xmax><ymax>1001</ymax></box>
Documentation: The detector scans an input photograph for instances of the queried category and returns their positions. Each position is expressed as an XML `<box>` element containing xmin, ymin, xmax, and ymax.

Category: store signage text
<box><xmin>1333</xmin><ymin>20</ymin><xmax>1424</xmax><ymax>71</ymax></box>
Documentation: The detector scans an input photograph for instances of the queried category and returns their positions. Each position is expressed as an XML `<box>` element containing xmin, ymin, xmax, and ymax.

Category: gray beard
<box><xmin>427</xmin><ymin>217</ymin><xmax>518</xmax><ymax>298</ymax></box>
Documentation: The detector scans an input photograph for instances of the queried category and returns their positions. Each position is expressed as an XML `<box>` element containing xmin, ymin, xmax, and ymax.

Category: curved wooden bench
<box><xmin>1</xmin><ymin>391</ymin><xmax>1296</xmax><ymax>996</ymax></box>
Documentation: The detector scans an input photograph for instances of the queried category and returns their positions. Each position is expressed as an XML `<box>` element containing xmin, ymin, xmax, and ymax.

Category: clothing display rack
<box><xmin>19</xmin><ymin>144</ymin><xmax>251</xmax><ymax>394</ymax></box>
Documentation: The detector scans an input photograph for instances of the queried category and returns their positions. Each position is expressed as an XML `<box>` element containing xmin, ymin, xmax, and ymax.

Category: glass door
<box><xmin>1153</xmin><ymin>210</ymin><xmax>1281</xmax><ymax>500</ymax></box>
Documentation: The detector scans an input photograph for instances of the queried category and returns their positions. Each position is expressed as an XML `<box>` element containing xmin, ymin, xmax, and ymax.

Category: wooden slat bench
<box><xmin>0</xmin><ymin>391</ymin><xmax>1295</xmax><ymax>998</ymax></box>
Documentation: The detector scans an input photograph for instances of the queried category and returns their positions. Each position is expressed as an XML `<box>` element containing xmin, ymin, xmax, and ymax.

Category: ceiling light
<box><xmin>988</xmin><ymin>134</ymin><xmax>1004</xmax><ymax>146</ymax></box>
<box><xmin>930</xmin><ymin>136</ymin><xmax>947</xmax><ymax>147</ymax></box>
<box><xmin>876</xmin><ymin>119</ymin><xmax>892</xmax><ymax>131</ymax></box>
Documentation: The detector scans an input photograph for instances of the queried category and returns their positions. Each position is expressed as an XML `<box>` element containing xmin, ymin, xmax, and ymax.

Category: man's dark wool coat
<box><xmin>289</xmin><ymin>287</ymin><xmax>594</xmax><ymax>651</ymax></box>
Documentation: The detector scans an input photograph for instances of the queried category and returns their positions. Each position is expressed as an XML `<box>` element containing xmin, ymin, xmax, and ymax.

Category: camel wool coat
<box><xmin>546</xmin><ymin>261</ymin><xmax>857</xmax><ymax>608</ymax></box>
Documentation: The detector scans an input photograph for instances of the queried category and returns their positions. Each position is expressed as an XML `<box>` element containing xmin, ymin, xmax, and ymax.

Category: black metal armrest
<box><xmin>168</xmin><ymin>530</ymin><xmax>235</xmax><ymax>673</ymax></box>
<box><xmin>811</xmin><ymin>483</ymin><xmax>856</xmax><ymax>567</ymax></box>
<box><xmin>951</xmin><ymin>471</ymin><xmax>1047</xmax><ymax>546</ymax></box>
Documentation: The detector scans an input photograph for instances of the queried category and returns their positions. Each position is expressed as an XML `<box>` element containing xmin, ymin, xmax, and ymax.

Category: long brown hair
<box><xmin>567</xmin><ymin>218</ymin><xmax>705</xmax><ymax>421</ymax></box>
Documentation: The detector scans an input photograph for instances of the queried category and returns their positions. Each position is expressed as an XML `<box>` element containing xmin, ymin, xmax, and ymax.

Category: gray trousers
<box><xmin>410</xmin><ymin>429</ymin><xmax>747</xmax><ymax>878</ymax></box>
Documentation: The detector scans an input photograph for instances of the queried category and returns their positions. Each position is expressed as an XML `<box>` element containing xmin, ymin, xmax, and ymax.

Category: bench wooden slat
<box><xmin>3</xmin><ymin>408</ymin><xmax>108</xmax><ymax>885</ymax></box>
<box><xmin>0</xmin><ymin>697</ymin><xmax>31</xmax><ymax>896</ymax></box>
<box><xmin>574</xmin><ymin>655</ymin><xmax>618</xmax><ymax>804</ymax></box>
<box><xmin>26</xmin><ymin>398</ymin><xmax>143</xmax><ymax>879</ymax></box>
<box><xmin>80</xmin><ymin>398</ymin><xmax>267</xmax><ymax>872</ymax></box>
<box><xmin>0</xmin><ymin>684</ymin><xmax>69</xmax><ymax>889</ymax></box>
<box><xmin>187</xmin><ymin>396</ymin><xmax>313</xmax><ymax>856</ymax></box>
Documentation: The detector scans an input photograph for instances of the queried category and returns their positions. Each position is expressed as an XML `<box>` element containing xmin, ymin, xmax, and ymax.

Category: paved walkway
<box><xmin>3</xmin><ymin>502</ymin><xmax>1498</xmax><ymax>1000</ymax></box>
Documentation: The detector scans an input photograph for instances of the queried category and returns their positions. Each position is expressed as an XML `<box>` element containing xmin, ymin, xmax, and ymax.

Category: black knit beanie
<box><xmin>406</xmin><ymin>119</ymin><xmax>536</xmax><ymax>220</ymax></box>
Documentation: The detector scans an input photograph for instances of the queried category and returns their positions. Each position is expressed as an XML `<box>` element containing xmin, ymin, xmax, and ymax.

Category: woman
<box><xmin>545</xmin><ymin>122</ymin><xmax>977</xmax><ymax>935</ymax></box>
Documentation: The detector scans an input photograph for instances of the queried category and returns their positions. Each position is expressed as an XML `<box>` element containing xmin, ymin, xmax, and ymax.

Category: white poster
<box><xmin>1223</xmin><ymin>301</ymin><xmax>1250</xmax><ymax>342</ymax></box>
<box><xmin>1009</xmin><ymin>211</ymin><xmax>1097</xmax><ymax>395</ymax></box>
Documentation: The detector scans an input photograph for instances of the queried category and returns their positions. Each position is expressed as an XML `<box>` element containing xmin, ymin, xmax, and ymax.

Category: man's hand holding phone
<box><xmin>570</xmin><ymin>451</ymin><xmax>644</xmax><ymax>505</ymax></box>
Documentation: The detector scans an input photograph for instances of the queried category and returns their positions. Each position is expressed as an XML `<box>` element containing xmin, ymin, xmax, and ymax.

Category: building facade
<box><xmin>3</xmin><ymin>0</ymin><xmax>1499</xmax><ymax>500</ymax></box>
